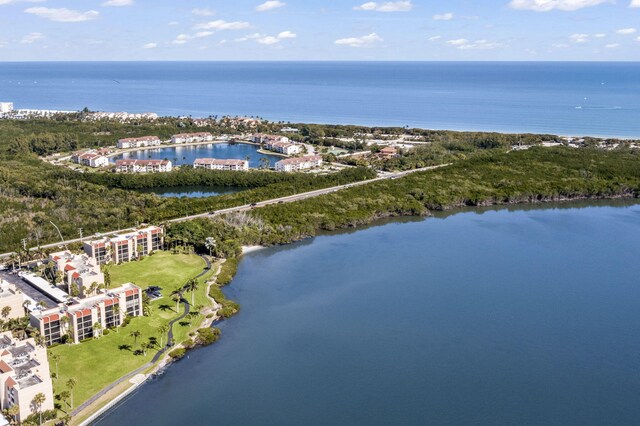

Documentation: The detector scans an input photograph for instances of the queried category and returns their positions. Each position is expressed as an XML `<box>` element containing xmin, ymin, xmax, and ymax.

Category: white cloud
<box><xmin>508</xmin><ymin>0</ymin><xmax>611</xmax><ymax>12</ymax></box>
<box><xmin>256</xmin><ymin>31</ymin><xmax>297</xmax><ymax>45</ymax></box>
<box><xmin>25</xmin><ymin>7</ymin><xmax>99</xmax><ymax>22</ymax></box>
<box><xmin>194</xmin><ymin>20</ymin><xmax>250</xmax><ymax>31</ymax></box>
<box><xmin>552</xmin><ymin>42</ymin><xmax>569</xmax><ymax>47</ymax></box>
<box><xmin>0</xmin><ymin>41</ymin><xmax>7</xmax><ymax>48</ymax></box>
<box><xmin>20</xmin><ymin>32</ymin><xmax>43</xmax><ymax>44</ymax></box>
<box><xmin>192</xmin><ymin>8</ymin><xmax>215</xmax><ymax>16</ymax></box>
<box><xmin>335</xmin><ymin>32</ymin><xmax>383</xmax><ymax>47</ymax></box>
<box><xmin>428</xmin><ymin>35</ymin><xmax>441</xmax><ymax>41</ymax></box>
<box><xmin>0</xmin><ymin>0</ymin><xmax>44</xmax><ymax>4</ymax></box>
<box><xmin>630</xmin><ymin>0</ymin><xmax>640</xmax><ymax>7</ymax></box>
<box><xmin>569</xmin><ymin>33</ymin><xmax>589</xmax><ymax>43</ymax></box>
<box><xmin>277</xmin><ymin>30</ymin><xmax>296</xmax><ymax>39</ymax></box>
<box><xmin>433</xmin><ymin>12</ymin><xmax>454</xmax><ymax>20</ymax></box>
<box><xmin>168</xmin><ymin>21</ymin><xmax>179</xmax><ymax>26</ymax></box>
<box><xmin>256</xmin><ymin>1</ymin><xmax>286</xmax><ymax>12</ymax></box>
<box><xmin>616</xmin><ymin>28</ymin><xmax>637</xmax><ymax>34</ymax></box>
<box><xmin>235</xmin><ymin>33</ymin><xmax>263</xmax><ymax>42</ymax></box>
<box><xmin>593</xmin><ymin>33</ymin><xmax>606</xmax><ymax>38</ymax></box>
<box><xmin>101</xmin><ymin>0</ymin><xmax>133</xmax><ymax>6</ymax></box>
<box><xmin>446</xmin><ymin>38</ymin><xmax>503</xmax><ymax>50</ymax></box>
<box><xmin>605</xmin><ymin>43</ymin><xmax>620</xmax><ymax>48</ymax></box>
<box><xmin>354</xmin><ymin>1</ymin><xmax>413</xmax><ymax>12</ymax></box>
<box><xmin>172</xmin><ymin>31</ymin><xmax>215</xmax><ymax>44</ymax></box>
<box><xmin>142</xmin><ymin>42</ymin><xmax>157</xmax><ymax>49</ymax></box>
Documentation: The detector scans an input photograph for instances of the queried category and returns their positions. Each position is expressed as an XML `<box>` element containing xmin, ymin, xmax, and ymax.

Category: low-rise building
<box><xmin>0</xmin><ymin>332</ymin><xmax>54</xmax><ymax>423</ymax></box>
<box><xmin>29</xmin><ymin>283</ymin><xmax>143</xmax><ymax>346</ymax></box>
<box><xmin>267</xmin><ymin>141</ymin><xmax>301</xmax><ymax>156</ymax></box>
<box><xmin>72</xmin><ymin>150</ymin><xmax>110</xmax><ymax>168</ymax></box>
<box><xmin>171</xmin><ymin>132</ymin><xmax>213</xmax><ymax>144</ymax></box>
<box><xmin>0</xmin><ymin>281</ymin><xmax>25</xmax><ymax>320</ymax></box>
<box><xmin>379</xmin><ymin>146</ymin><xmax>399</xmax><ymax>159</ymax></box>
<box><xmin>251</xmin><ymin>134</ymin><xmax>289</xmax><ymax>144</ymax></box>
<box><xmin>49</xmin><ymin>251</ymin><xmax>104</xmax><ymax>297</ymax></box>
<box><xmin>83</xmin><ymin>226</ymin><xmax>164</xmax><ymax>265</ymax></box>
<box><xmin>0</xmin><ymin>102</ymin><xmax>14</xmax><ymax>114</ymax></box>
<box><xmin>275</xmin><ymin>155</ymin><xmax>323</xmax><ymax>172</ymax></box>
<box><xmin>117</xmin><ymin>136</ymin><xmax>161</xmax><ymax>149</ymax></box>
<box><xmin>115</xmin><ymin>159</ymin><xmax>172</xmax><ymax>173</ymax></box>
<box><xmin>193</xmin><ymin>158</ymin><xmax>249</xmax><ymax>171</ymax></box>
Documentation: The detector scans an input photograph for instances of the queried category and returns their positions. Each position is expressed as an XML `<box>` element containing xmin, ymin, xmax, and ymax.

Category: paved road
<box><xmin>0</xmin><ymin>164</ymin><xmax>449</xmax><ymax>261</ymax></box>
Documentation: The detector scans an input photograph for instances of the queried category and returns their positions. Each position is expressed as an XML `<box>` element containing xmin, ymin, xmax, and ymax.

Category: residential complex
<box><xmin>379</xmin><ymin>146</ymin><xmax>399</xmax><ymax>159</ymax></box>
<box><xmin>0</xmin><ymin>102</ymin><xmax>14</xmax><ymax>114</ymax></box>
<box><xmin>251</xmin><ymin>134</ymin><xmax>290</xmax><ymax>144</ymax></box>
<box><xmin>0</xmin><ymin>281</ymin><xmax>25</xmax><ymax>320</ymax></box>
<box><xmin>115</xmin><ymin>159</ymin><xmax>172</xmax><ymax>173</ymax></box>
<box><xmin>83</xmin><ymin>226</ymin><xmax>164</xmax><ymax>264</ymax></box>
<box><xmin>275</xmin><ymin>155</ymin><xmax>323</xmax><ymax>172</ymax></box>
<box><xmin>49</xmin><ymin>251</ymin><xmax>104</xmax><ymax>297</ymax></box>
<box><xmin>0</xmin><ymin>332</ymin><xmax>54</xmax><ymax>423</ymax></box>
<box><xmin>116</xmin><ymin>136</ymin><xmax>161</xmax><ymax>149</ymax></box>
<box><xmin>71</xmin><ymin>150</ymin><xmax>110</xmax><ymax>168</ymax></box>
<box><xmin>30</xmin><ymin>283</ymin><xmax>143</xmax><ymax>345</ymax></box>
<box><xmin>193</xmin><ymin>158</ymin><xmax>249</xmax><ymax>171</ymax></box>
<box><xmin>171</xmin><ymin>132</ymin><xmax>213</xmax><ymax>144</ymax></box>
<box><xmin>266</xmin><ymin>141</ymin><xmax>302</xmax><ymax>156</ymax></box>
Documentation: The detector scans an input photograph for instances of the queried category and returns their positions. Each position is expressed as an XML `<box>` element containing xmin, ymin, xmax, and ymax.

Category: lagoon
<box><xmin>110</xmin><ymin>142</ymin><xmax>280</xmax><ymax>168</ymax></box>
<box><xmin>95</xmin><ymin>203</ymin><xmax>640</xmax><ymax>425</ymax></box>
<box><xmin>137</xmin><ymin>185</ymin><xmax>240</xmax><ymax>198</ymax></box>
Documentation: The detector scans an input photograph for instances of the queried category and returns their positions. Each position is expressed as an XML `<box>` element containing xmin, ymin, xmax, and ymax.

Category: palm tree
<box><xmin>50</xmin><ymin>353</ymin><xmax>61</xmax><ymax>379</ymax></box>
<box><xmin>205</xmin><ymin>237</ymin><xmax>217</xmax><ymax>258</ymax></box>
<box><xmin>66</xmin><ymin>378</ymin><xmax>77</xmax><ymax>408</ymax></box>
<box><xmin>59</xmin><ymin>390</ymin><xmax>70</xmax><ymax>409</ymax></box>
<box><xmin>171</xmin><ymin>290</ymin><xmax>182</xmax><ymax>313</ymax></box>
<box><xmin>129</xmin><ymin>330</ymin><xmax>141</xmax><ymax>347</ymax></box>
<box><xmin>184</xmin><ymin>278</ymin><xmax>199</xmax><ymax>306</ymax></box>
<box><xmin>31</xmin><ymin>392</ymin><xmax>46</xmax><ymax>425</ymax></box>
<box><xmin>140</xmin><ymin>342</ymin><xmax>149</xmax><ymax>356</ymax></box>
<box><xmin>6</xmin><ymin>404</ymin><xmax>19</xmax><ymax>425</ymax></box>
<box><xmin>93</xmin><ymin>322</ymin><xmax>103</xmax><ymax>338</ymax></box>
<box><xmin>60</xmin><ymin>316</ymin><xmax>70</xmax><ymax>343</ymax></box>
<box><xmin>1</xmin><ymin>306</ymin><xmax>11</xmax><ymax>320</ymax></box>
<box><xmin>158</xmin><ymin>324</ymin><xmax>169</xmax><ymax>348</ymax></box>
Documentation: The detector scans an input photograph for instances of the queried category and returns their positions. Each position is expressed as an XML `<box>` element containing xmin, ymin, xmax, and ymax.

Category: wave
<box><xmin>575</xmin><ymin>106</ymin><xmax>623</xmax><ymax>110</ymax></box>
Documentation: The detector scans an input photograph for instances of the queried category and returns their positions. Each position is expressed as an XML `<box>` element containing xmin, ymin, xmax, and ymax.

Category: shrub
<box><xmin>168</xmin><ymin>348</ymin><xmax>186</xmax><ymax>360</ymax></box>
<box><xmin>196</xmin><ymin>327</ymin><xmax>221</xmax><ymax>346</ymax></box>
<box><xmin>182</xmin><ymin>338</ymin><xmax>195</xmax><ymax>349</ymax></box>
<box><xmin>102</xmin><ymin>329</ymin><xmax>111</xmax><ymax>336</ymax></box>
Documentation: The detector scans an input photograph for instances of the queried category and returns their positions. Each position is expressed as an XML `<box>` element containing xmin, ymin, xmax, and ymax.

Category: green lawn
<box><xmin>49</xmin><ymin>251</ymin><xmax>217</xmax><ymax>411</ymax></box>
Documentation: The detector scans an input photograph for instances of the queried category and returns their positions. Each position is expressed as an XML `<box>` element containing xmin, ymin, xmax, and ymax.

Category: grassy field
<box><xmin>48</xmin><ymin>251</ymin><xmax>217</xmax><ymax>412</ymax></box>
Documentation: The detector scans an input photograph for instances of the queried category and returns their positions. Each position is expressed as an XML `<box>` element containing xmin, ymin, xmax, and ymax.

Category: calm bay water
<box><xmin>96</xmin><ymin>202</ymin><xmax>640</xmax><ymax>425</ymax></box>
<box><xmin>137</xmin><ymin>185</ymin><xmax>240</xmax><ymax>198</ymax></box>
<box><xmin>111</xmin><ymin>142</ymin><xmax>279</xmax><ymax>168</ymax></box>
<box><xmin>2</xmin><ymin>62</ymin><xmax>640</xmax><ymax>137</ymax></box>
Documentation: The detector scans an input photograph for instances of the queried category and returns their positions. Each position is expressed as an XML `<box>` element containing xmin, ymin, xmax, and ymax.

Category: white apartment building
<box><xmin>275</xmin><ymin>155</ymin><xmax>323</xmax><ymax>172</ymax></box>
<box><xmin>251</xmin><ymin>134</ymin><xmax>290</xmax><ymax>144</ymax></box>
<box><xmin>115</xmin><ymin>159</ymin><xmax>172</xmax><ymax>173</ymax></box>
<box><xmin>30</xmin><ymin>283</ymin><xmax>143</xmax><ymax>346</ymax></box>
<box><xmin>171</xmin><ymin>132</ymin><xmax>213</xmax><ymax>144</ymax></box>
<box><xmin>267</xmin><ymin>141</ymin><xmax>301</xmax><ymax>156</ymax></box>
<box><xmin>72</xmin><ymin>151</ymin><xmax>110</xmax><ymax>168</ymax></box>
<box><xmin>49</xmin><ymin>251</ymin><xmax>104</xmax><ymax>297</ymax></box>
<box><xmin>0</xmin><ymin>332</ymin><xmax>54</xmax><ymax>423</ymax></box>
<box><xmin>117</xmin><ymin>136</ymin><xmax>161</xmax><ymax>149</ymax></box>
<box><xmin>0</xmin><ymin>281</ymin><xmax>25</xmax><ymax>320</ymax></box>
<box><xmin>83</xmin><ymin>226</ymin><xmax>164</xmax><ymax>265</ymax></box>
<box><xmin>0</xmin><ymin>102</ymin><xmax>14</xmax><ymax>114</ymax></box>
<box><xmin>193</xmin><ymin>158</ymin><xmax>249</xmax><ymax>171</ymax></box>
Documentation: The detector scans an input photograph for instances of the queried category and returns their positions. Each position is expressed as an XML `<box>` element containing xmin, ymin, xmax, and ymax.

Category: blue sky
<box><xmin>0</xmin><ymin>0</ymin><xmax>639</xmax><ymax>60</ymax></box>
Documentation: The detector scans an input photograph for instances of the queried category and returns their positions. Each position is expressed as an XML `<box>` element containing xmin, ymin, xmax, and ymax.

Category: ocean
<box><xmin>95</xmin><ymin>202</ymin><xmax>640</xmax><ymax>425</ymax></box>
<box><xmin>1</xmin><ymin>61</ymin><xmax>639</xmax><ymax>138</ymax></box>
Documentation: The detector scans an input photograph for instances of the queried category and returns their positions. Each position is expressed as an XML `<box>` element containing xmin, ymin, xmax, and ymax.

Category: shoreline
<box><xmin>78</xmin><ymin>197</ymin><xmax>640</xmax><ymax>424</ymax></box>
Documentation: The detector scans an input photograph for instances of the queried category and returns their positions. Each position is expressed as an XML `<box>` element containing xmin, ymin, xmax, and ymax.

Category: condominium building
<box><xmin>49</xmin><ymin>251</ymin><xmax>104</xmax><ymax>297</ymax></box>
<box><xmin>171</xmin><ymin>132</ymin><xmax>213</xmax><ymax>144</ymax></box>
<box><xmin>117</xmin><ymin>136</ymin><xmax>161</xmax><ymax>149</ymax></box>
<box><xmin>0</xmin><ymin>102</ymin><xmax>13</xmax><ymax>114</ymax></box>
<box><xmin>251</xmin><ymin>134</ymin><xmax>290</xmax><ymax>144</ymax></box>
<box><xmin>266</xmin><ymin>141</ymin><xmax>301</xmax><ymax>156</ymax></box>
<box><xmin>29</xmin><ymin>283</ymin><xmax>143</xmax><ymax>346</ymax></box>
<box><xmin>71</xmin><ymin>150</ymin><xmax>110</xmax><ymax>168</ymax></box>
<box><xmin>275</xmin><ymin>155</ymin><xmax>323</xmax><ymax>172</ymax></box>
<box><xmin>193</xmin><ymin>158</ymin><xmax>249</xmax><ymax>171</ymax></box>
<box><xmin>83</xmin><ymin>226</ymin><xmax>164</xmax><ymax>265</ymax></box>
<box><xmin>0</xmin><ymin>281</ymin><xmax>25</xmax><ymax>320</ymax></box>
<box><xmin>114</xmin><ymin>159</ymin><xmax>172</xmax><ymax>173</ymax></box>
<box><xmin>0</xmin><ymin>332</ymin><xmax>54</xmax><ymax>423</ymax></box>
